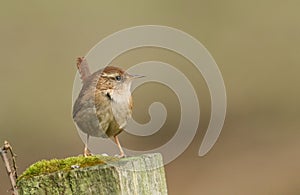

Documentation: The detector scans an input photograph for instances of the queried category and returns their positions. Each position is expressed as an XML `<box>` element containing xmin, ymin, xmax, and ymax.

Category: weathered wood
<box><xmin>0</xmin><ymin>141</ymin><xmax>18</xmax><ymax>195</ymax></box>
<box><xmin>17</xmin><ymin>153</ymin><xmax>167</xmax><ymax>195</ymax></box>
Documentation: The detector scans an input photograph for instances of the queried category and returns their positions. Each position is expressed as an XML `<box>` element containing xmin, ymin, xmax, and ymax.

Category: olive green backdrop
<box><xmin>0</xmin><ymin>1</ymin><xmax>300</xmax><ymax>194</ymax></box>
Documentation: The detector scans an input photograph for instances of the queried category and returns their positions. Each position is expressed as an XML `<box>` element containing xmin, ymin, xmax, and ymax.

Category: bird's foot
<box><xmin>84</xmin><ymin>148</ymin><xmax>92</xmax><ymax>157</ymax></box>
<box><xmin>114</xmin><ymin>153</ymin><xmax>127</xmax><ymax>158</ymax></box>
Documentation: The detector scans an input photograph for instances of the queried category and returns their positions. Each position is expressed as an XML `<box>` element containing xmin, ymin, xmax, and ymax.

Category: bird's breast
<box><xmin>110</xmin><ymin>91</ymin><xmax>132</xmax><ymax>129</ymax></box>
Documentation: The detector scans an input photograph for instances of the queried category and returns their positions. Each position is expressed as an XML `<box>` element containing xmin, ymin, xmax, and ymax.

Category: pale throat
<box><xmin>110</xmin><ymin>84</ymin><xmax>132</xmax><ymax>104</ymax></box>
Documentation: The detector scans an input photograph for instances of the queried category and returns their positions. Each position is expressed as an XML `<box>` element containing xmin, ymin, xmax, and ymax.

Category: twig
<box><xmin>0</xmin><ymin>141</ymin><xmax>18</xmax><ymax>195</ymax></box>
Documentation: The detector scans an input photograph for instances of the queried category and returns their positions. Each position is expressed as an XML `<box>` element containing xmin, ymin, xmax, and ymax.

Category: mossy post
<box><xmin>17</xmin><ymin>153</ymin><xmax>168</xmax><ymax>194</ymax></box>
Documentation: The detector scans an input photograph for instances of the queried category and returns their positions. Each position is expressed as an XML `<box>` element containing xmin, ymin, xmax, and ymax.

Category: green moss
<box><xmin>18</xmin><ymin>155</ymin><xmax>119</xmax><ymax>181</ymax></box>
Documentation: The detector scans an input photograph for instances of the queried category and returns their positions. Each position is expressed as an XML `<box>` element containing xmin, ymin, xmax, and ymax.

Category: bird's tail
<box><xmin>76</xmin><ymin>57</ymin><xmax>91</xmax><ymax>82</ymax></box>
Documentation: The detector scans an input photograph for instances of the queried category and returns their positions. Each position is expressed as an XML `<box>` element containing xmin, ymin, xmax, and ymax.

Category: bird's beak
<box><xmin>127</xmin><ymin>74</ymin><xmax>145</xmax><ymax>80</ymax></box>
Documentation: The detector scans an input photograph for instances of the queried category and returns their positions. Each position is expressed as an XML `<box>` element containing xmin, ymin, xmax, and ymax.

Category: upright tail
<box><xmin>76</xmin><ymin>57</ymin><xmax>91</xmax><ymax>82</ymax></box>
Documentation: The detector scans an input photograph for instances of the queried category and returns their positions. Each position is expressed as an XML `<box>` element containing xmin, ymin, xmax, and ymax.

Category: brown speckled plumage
<box><xmin>73</xmin><ymin>61</ymin><xmax>140</xmax><ymax>157</ymax></box>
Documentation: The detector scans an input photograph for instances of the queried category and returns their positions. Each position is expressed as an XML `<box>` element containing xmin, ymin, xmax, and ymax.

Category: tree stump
<box><xmin>17</xmin><ymin>153</ymin><xmax>168</xmax><ymax>195</ymax></box>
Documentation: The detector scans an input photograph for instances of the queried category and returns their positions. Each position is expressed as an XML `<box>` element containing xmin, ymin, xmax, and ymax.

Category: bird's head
<box><xmin>100</xmin><ymin>66</ymin><xmax>144</xmax><ymax>93</ymax></box>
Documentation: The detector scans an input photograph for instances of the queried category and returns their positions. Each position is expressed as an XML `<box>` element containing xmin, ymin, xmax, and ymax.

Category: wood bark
<box><xmin>17</xmin><ymin>153</ymin><xmax>167</xmax><ymax>195</ymax></box>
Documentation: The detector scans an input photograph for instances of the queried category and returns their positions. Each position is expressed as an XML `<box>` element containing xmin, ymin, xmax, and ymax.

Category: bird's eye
<box><xmin>115</xmin><ymin>75</ymin><xmax>122</xmax><ymax>81</ymax></box>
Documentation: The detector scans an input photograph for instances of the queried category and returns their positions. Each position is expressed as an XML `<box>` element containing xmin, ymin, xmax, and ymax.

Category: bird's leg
<box><xmin>114</xmin><ymin>136</ymin><xmax>125</xmax><ymax>157</ymax></box>
<box><xmin>84</xmin><ymin>134</ymin><xmax>92</xmax><ymax>157</ymax></box>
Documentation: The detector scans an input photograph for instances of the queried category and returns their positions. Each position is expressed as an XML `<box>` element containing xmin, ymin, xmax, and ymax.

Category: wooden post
<box><xmin>17</xmin><ymin>153</ymin><xmax>168</xmax><ymax>194</ymax></box>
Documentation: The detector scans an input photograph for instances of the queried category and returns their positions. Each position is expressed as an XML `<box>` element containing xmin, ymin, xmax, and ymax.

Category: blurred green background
<box><xmin>1</xmin><ymin>1</ymin><xmax>300</xmax><ymax>194</ymax></box>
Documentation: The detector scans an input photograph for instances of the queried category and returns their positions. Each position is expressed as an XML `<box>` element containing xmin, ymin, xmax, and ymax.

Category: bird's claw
<box><xmin>114</xmin><ymin>153</ymin><xmax>127</xmax><ymax>158</ymax></box>
<box><xmin>84</xmin><ymin>148</ymin><xmax>92</xmax><ymax>157</ymax></box>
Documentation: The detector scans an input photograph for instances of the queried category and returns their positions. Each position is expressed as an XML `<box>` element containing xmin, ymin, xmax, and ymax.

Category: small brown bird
<box><xmin>73</xmin><ymin>58</ymin><xmax>142</xmax><ymax>157</ymax></box>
